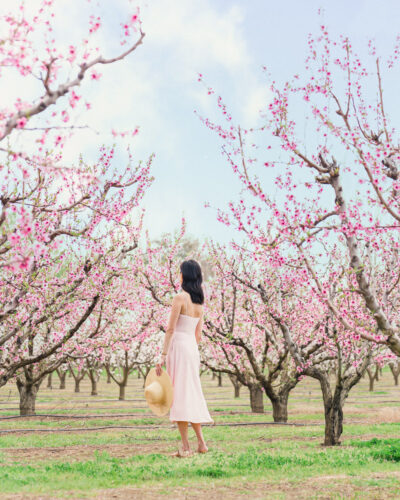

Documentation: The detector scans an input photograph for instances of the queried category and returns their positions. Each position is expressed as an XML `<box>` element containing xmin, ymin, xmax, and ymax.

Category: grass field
<box><xmin>0</xmin><ymin>369</ymin><xmax>399</xmax><ymax>499</ymax></box>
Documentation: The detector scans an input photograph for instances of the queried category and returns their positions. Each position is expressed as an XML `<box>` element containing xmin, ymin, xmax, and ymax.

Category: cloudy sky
<box><xmin>4</xmin><ymin>0</ymin><xmax>400</xmax><ymax>244</ymax></box>
<box><xmin>118</xmin><ymin>0</ymin><xmax>400</xmax><ymax>244</ymax></box>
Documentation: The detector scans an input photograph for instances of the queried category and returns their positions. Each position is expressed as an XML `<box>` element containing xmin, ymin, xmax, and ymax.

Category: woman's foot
<box><xmin>171</xmin><ymin>447</ymin><xmax>193</xmax><ymax>458</ymax></box>
<box><xmin>197</xmin><ymin>443</ymin><xmax>208</xmax><ymax>454</ymax></box>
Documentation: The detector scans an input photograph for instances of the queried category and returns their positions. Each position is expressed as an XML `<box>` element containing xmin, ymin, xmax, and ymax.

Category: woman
<box><xmin>156</xmin><ymin>259</ymin><xmax>214</xmax><ymax>457</ymax></box>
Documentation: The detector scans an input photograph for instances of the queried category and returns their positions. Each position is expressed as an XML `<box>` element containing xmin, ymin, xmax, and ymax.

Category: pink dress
<box><xmin>166</xmin><ymin>314</ymin><xmax>214</xmax><ymax>424</ymax></box>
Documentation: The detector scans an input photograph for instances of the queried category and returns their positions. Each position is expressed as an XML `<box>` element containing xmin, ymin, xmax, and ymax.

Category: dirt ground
<box><xmin>2</xmin><ymin>442</ymin><xmax>178</xmax><ymax>463</ymax></box>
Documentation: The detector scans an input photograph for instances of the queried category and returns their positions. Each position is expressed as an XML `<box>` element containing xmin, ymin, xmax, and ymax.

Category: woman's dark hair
<box><xmin>180</xmin><ymin>259</ymin><xmax>204</xmax><ymax>305</ymax></box>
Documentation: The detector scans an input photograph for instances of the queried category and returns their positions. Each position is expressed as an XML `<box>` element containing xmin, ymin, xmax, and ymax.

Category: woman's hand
<box><xmin>155</xmin><ymin>354</ymin><xmax>166</xmax><ymax>376</ymax></box>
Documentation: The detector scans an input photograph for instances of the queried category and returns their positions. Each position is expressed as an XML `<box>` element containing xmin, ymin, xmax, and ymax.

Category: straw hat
<box><xmin>144</xmin><ymin>367</ymin><xmax>174</xmax><ymax>417</ymax></box>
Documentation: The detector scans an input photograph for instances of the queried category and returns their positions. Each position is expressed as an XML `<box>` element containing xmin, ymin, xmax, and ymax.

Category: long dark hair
<box><xmin>180</xmin><ymin>259</ymin><xmax>204</xmax><ymax>305</ymax></box>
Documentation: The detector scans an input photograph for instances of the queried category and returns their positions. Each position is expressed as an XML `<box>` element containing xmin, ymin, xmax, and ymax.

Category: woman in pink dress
<box><xmin>156</xmin><ymin>259</ymin><xmax>213</xmax><ymax>457</ymax></box>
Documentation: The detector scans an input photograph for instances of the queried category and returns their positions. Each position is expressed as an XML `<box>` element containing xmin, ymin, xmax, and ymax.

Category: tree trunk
<box><xmin>106</xmin><ymin>368</ymin><xmax>112</xmax><ymax>384</ymax></box>
<box><xmin>47</xmin><ymin>373</ymin><xmax>52</xmax><ymax>389</ymax></box>
<box><xmin>139</xmin><ymin>366</ymin><xmax>151</xmax><ymax>388</ymax></box>
<box><xmin>69</xmin><ymin>365</ymin><xmax>86</xmax><ymax>393</ymax></box>
<box><xmin>103</xmin><ymin>364</ymin><xmax>112</xmax><ymax>384</ymax></box>
<box><xmin>87</xmin><ymin>369</ymin><xmax>99</xmax><ymax>396</ymax></box>
<box><xmin>228</xmin><ymin>374</ymin><xmax>241</xmax><ymax>398</ymax></box>
<box><xmin>271</xmin><ymin>393</ymin><xmax>289</xmax><ymax>423</ymax></box>
<box><xmin>389</xmin><ymin>362</ymin><xmax>400</xmax><ymax>386</ymax></box>
<box><xmin>234</xmin><ymin>383</ymin><xmax>240</xmax><ymax>398</ymax></box>
<box><xmin>217</xmin><ymin>373</ymin><xmax>222</xmax><ymax>387</ymax></box>
<box><xmin>90</xmin><ymin>378</ymin><xmax>97</xmax><ymax>396</ymax></box>
<box><xmin>323</xmin><ymin>401</ymin><xmax>343</xmax><ymax>446</ymax></box>
<box><xmin>366</xmin><ymin>368</ymin><xmax>375</xmax><ymax>392</ymax></box>
<box><xmin>16</xmin><ymin>380</ymin><xmax>41</xmax><ymax>416</ymax></box>
<box><xmin>369</xmin><ymin>377</ymin><xmax>374</xmax><ymax>391</ymax></box>
<box><xmin>57</xmin><ymin>369</ymin><xmax>67</xmax><ymax>390</ymax></box>
<box><xmin>212</xmin><ymin>372</ymin><xmax>216</xmax><ymax>380</ymax></box>
<box><xmin>119</xmin><ymin>383</ymin><xmax>126</xmax><ymax>401</ymax></box>
<box><xmin>249</xmin><ymin>384</ymin><xmax>264</xmax><ymax>413</ymax></box>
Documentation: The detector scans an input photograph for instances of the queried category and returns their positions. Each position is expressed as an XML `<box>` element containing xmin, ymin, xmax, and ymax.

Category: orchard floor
<box><xmin>0</xmin><ymin>369</ymin><xmax>399</xmax><ymax>499</ymax></box>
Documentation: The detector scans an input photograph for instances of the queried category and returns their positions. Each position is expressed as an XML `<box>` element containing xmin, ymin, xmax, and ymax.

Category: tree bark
<box><xmin>90</xmin><ymin>378</ymin><xmax>97</xmax><ymax>396</ymax></box>
<box><xmin>58</xmin><ymin>370</ymin><xmax>66</xmax><ymax>389</ymax></box>
<box><xmin>318</xmin><ymin>376</ymin><xmax>345</xmax><ymax>446</ymax></box>
<box><xmin>103</xmin><ymin>364</ymin><xmax>112</xmax><ymax>384</ymax></box>
<box><xmin>88</xmin><ymin>369</ymin><xmax>99</xmax><ymax>396</ymax></box>
<box><xmin>389</xmin><ymin>362</ymin><xmax>400</xmax><ymax>386</ymax></box>
<box><xmin>323</xmin><ymin>400</ymin><xmax>343</xmax><ymax>446</ymax></box>
<box><xmin>69</xmin><ymin>364</ymin><xmax>86</xmax><ymax>393</ymax></box>
<box><xmin>218</xmin><ymin>372</ymin><xmax>222</xmax><ymax>387</ymax></box>
<box><xmin>271</xmin><ymin>392</ymin><xmax>289</xmax><ymax>423</ymax></box>
<box><xmin>369</xmin><ymin>377</ymin><xmax>374</xmax><ymax>391</ymax></box>
<box><xmin>249</xmin><ymin>384</ymin><xmax>264</xmax><ymax>413</ymax></box>
<box><xmin>228</xmin><ymin>374</ymin><xmax>241</xmax><ymax>398</ymax></box>
<box><xmin>16</xmin><ymin>379</ymin><xmax>41</xmax><ymax>416</ymax></box>
<box><xmin>138</xmin><ymin>366</ymin><xmax>151</xmax><ymax>388</ymax></box>
<box><xmin>46</xmin><ymin>373</ymin><xmax>52</xmax><ymax>389</ymax></box>
<box><xmin>119</xmin><ymin>383</ymin><xmax>126</xmax><ymax>401</ymax></box>
<box><xmin>366</xmin><ymin>367</ymin><xmax>376</xmax><ymax>392</ymax></box>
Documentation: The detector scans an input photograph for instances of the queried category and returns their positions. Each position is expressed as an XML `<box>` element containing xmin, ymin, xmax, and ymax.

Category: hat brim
<box><xmin>145</xmin><ymin>367</ymin><xmax>174</xmax><ymax>417</ymax></box>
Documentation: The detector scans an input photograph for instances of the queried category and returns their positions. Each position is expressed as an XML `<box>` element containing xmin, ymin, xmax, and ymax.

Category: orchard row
<box><xmin>1</xmin><ymin>2</ymin><xmax>400</xmax><ymax>448</ymax></box>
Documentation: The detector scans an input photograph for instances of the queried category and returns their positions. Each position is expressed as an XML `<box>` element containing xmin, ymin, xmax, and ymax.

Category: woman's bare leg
<box><xmin>191</xmin><ymin>423</ymin><xmax>208</xmax><ymax>452</ymax></box>
<box><xmin>177</xmin><ymin>421</ymin><xmax>190</xmax><ymax>451</ymax></box>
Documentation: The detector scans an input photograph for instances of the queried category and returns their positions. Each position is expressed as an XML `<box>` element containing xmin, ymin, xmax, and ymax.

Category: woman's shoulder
<box><xmin>173</xmin><ymin>292</ymin><xmax>204</xmax><ymax>314</ymax></box>
<box><xmin>171</xmin><ymin>292</ymin><xmax>186</xmax><ymax>306</ymax></box>
<box><xmin>173</xmin><ymin>292</ymin><xmax>186</xmax><ymax>301</ymax></box>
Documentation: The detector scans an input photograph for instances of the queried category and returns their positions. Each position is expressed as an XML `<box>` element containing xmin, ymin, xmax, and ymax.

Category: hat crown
<box><xmin>144</xmin><ymin>367</ymin><xmax>173</xmax><ymax>417</ymax></box>
<box><xmin>144</xmin><ymin>381</ymin><xmax>165</xmax><ymax>404</ymax></box>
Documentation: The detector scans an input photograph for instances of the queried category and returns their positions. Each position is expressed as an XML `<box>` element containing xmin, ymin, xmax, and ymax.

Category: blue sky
<box><xmin>128</xmin><ymin>0</ymin><xmax>400</xmax><ymax>244</ymax></box>
<box><xmin>4</xmin><ymin>0</ymin><xmax>400</xmax><ymax>246</ymax></box>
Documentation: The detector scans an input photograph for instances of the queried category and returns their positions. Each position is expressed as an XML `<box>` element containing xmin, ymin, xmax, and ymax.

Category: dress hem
<box><xmin>170</xmin><ymin>418</ymin><xmax>215</xmax><ymax>424</ymax></box>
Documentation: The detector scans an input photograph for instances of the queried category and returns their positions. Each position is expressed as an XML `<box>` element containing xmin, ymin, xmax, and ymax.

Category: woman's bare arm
<box><xmin>195</xmin><ymin>312</ymin><xmax>204</xmax><ymax>345</ymax></box>
<box><xmin>156</xmin><ymin>295</ymin><xmax>183</xmax><ymax>375</ymax></box>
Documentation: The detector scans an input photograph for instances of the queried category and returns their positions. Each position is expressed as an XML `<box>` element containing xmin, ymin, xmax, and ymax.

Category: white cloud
<box><xmin>137</xmin><ymin>0</ymin><xmax>247</xmax><ymax>75</ymax></box>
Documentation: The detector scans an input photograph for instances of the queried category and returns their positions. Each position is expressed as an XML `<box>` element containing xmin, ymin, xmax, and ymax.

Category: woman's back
<box><xmin>174</xmin><ymin>314</ymin><xmax>200</xmax><ymax>338</ymax></box>
<box><xmin>179</xmin><ymin>291</ymin><xmax>203</xmax><ymax>319</ymax></box>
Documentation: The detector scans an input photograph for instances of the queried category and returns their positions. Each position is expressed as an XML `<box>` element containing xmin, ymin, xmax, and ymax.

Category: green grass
<box><xmin>1</xmin><ymin>422</ymin><xmax>399</xmax><ymax>451</ymax></box>
<box><xmin>1</xmin><ymin>442</ymin><xmax>400</xmax><ymax>495</ymax></box>
<box><xmin>350</xmin><ymin>438</ymin><xmax>400</xmax><ymax>462</ymax></box>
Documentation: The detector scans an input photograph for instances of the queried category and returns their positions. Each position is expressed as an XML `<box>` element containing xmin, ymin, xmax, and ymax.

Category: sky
<box><xmin>3</xmin><ymin>0</ymin><xmax>400</xmax><ymax>246</ymax></box>
<box><xmin>113</xmin><ymin>0</ymin><xmax>400</xmax><ymax>244</ymax></box>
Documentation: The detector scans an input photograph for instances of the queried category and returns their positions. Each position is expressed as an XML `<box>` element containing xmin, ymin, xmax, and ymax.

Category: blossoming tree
<box><xmin>0</xmin><ymin>1</ymin><xmax>153</xmax><ymax>414</ymax></box>
<box><xmin>199</xmin><ymin>23</ymin><xmax>400</xmax><ymax>443</ymax></box>
<box><xmin>203</xmin><ymin>242</ymin><xmax>303</xmax><ymax>420</ymax></box>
